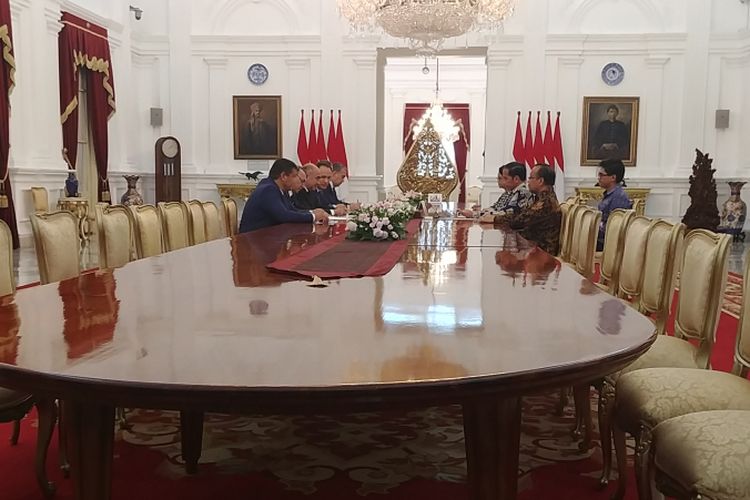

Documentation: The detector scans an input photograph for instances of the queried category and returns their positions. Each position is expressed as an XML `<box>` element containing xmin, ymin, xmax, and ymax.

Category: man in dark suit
<box><xmin>239</xmin><ymin>158</ymin><xmax>329</xmax><ymax>233</ymax></box>
<box><xmin>316</xmin><ymin>161</ymin><xmax>347</xmax><ymax>215</ymax></box>
<box><xmin>293</xmin><ymin>163</ymin><xmax>324</xmax><ymax>210</ymax></box>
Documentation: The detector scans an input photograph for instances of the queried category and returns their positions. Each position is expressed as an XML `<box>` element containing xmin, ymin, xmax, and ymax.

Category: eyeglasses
<box><xmin>597</xmin><ymin>172</ymin><xmax>614</xmax><ymax>177</ymax></box>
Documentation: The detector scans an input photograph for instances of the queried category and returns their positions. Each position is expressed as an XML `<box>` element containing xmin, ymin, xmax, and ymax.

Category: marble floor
<box><xmin>12</xmin><ymin>238</ymin><xmax>749</xmax><ymax>288</ymax></box>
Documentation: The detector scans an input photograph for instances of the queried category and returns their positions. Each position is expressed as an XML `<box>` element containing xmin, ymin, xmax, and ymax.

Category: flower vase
<box><xmin>120</xmin><ymin>175</ymin><xmax>144</xmax><ymax>206</ymax></box>
<box><xmin>719</xmin><ymin>181</ymin><xmax>746</xmax><ymax>241</ymax></box>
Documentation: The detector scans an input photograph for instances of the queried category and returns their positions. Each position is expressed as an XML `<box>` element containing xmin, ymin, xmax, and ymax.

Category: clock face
<box><xmin>247</xmin><ymin>63</ymin><xmax>269</xmax><ymax>85</ymax></box>
<box><xmin>161</xmin><ymin>138</ymin><xmax>178</xmax><ymax>158</ymax></box>
<box><xmin>602</xmin><ymin>63</ymin><xmax>625</xmax><ymax>86</ymax></box>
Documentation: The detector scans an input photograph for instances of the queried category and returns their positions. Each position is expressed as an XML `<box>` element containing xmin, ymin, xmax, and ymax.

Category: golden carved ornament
<box><xmin>397</xmin><ymin>119</ymin><xmax>458</xmax><ymax>199</ymax></box>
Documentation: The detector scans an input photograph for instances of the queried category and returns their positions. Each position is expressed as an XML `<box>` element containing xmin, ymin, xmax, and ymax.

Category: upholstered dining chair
<box><xmin>131</xmin><ymin>204</ymin><xmax>163</xmax><ymax>259</ymax></box>
<box><xmin>562</xmin><ymin>204</ymin><xmax>586</xmax><ymax>265</ymax></box>
<box><xmin>652</xmin><ymin>410</ymin><xmax>750</xmax><ymax>500</ymax></box>
<box><xmin>187</xmin><ymin>200</ymin><xmax>207</xmax><ymax>245</ymax></box>
<box><xmin>558</xmin><ymin>202</ymin><xmax>572</xmax><ymax>259</ymax></box>
<box><xmin>605</xmin><ymin>229</ymin><xmax>731</xmax><ymax>499</ymax></box>
<box><xmin>158</xmin><ymin>201</ymin><xmax>192</xmax><ymax>252</ymax></box>
<box><xmin>466</xmin><ymin>185</ymin><xmax>482</xmax><ymax>206</ymax></box>
<box><xmin>221</xmin><ymin>197</ymin><xmax>238</xmax><ymax>237</ymax></box>
<box><xmin>95</xmin><ymin>204</ymin><xmax>135</xmax><ymax>269</ymax></box>
<box><xmin>596</xmin><ymin>209</ymin><xmax>635</xmax><ymax>295</ymax></box>
<box><xmin>594</xmin><ymin>217</ymin><xmax>685</xmax><ymax>485</ymax></box>
<box><xmin>202</xmin><ymin>201</ymin><xmax>223</xmax><ymax>241</ymax></box>
<box><xmin>573</xmin><ymin>208</ymin><xmax>602</xmax><ymax>279</ymax></box>
<box><xmin>615</xmin><ymin>215</ymin><xmax>656</xmax><ymax>302</ymax></box>
<box><xmin>29</xmin><ymin>211</ymin><xmax>81</xmax><ymax>285</ymax></box>
<box><xmin>30</xmin><ymin>186</ymin><xmax>49</xmax><ymax>214</ymax></box>
<box><xmin>0</xmin><ymin>218</ymin><xmax>57</xmax><ymax>496</ymax></box>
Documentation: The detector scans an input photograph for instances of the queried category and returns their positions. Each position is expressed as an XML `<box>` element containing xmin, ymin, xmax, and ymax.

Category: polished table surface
<box><xmin>0</xmin><ymin>219</ymin><xmax>656</xmax><ymax>500</ymax></box>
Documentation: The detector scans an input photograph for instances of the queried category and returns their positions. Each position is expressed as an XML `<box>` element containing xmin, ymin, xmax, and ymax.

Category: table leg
<box><xmin>63</xmin><ymin>401</ymin><xmax>114</xmax><ymax>500</ymax></box>
<box><xmin>180</xmin><ymin>410</ymin><xmax>204</xmax><ymax>475</ymax></box>
<box><xmin>462</xmin><ymin>397</ymin><xmax>522</xmax><ymax>500</ymax></box>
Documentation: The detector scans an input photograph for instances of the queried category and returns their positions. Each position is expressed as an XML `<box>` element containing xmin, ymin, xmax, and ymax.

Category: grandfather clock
<box><xmin>155</xmin><ymin>136</ymin><xmax>181</xmax><ymax>202</ymax></box>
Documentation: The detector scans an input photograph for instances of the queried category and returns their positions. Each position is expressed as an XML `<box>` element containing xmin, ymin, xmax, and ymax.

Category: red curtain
<box><xmin>0</xmin><ymin>0</ymin><xmax>18</xmax><ymax>248</ymax></box>
<box><xmin>403</xmin><ymin>103</ymin><xmax>470</xmax><ymax>203</ymax></box>
<box><xmin>58</xmin><ymin>12</ymin><xmax>116</xmax><ymax>202</ymax></box>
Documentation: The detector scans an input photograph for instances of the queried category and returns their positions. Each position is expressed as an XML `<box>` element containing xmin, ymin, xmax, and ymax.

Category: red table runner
<box><xmin>267</xmin><ymin>219</ymin><xmax>421</xmax><ymax>279</ymax></box>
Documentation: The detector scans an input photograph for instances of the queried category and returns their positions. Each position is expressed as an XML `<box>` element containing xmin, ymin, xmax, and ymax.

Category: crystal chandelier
<box><xmin>337</xmin><ymin>0</ymin><xmax>516</xmax><ymax>56</ymax></box>
<box><xmin>412</xmin><ymin>59</ymin><xmax>459</xmax><ymax>143</ymax></box>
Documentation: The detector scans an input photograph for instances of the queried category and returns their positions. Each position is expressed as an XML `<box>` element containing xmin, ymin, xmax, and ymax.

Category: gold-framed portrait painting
<box><xmin>581</xmin><ymin>96</ymin><xmax>639</xmax><ymax>166</ymax></box>
<box><xmin>233</xmin><ymin>95</ymin><xmax>282</xmax><ymax>160</ymax></box>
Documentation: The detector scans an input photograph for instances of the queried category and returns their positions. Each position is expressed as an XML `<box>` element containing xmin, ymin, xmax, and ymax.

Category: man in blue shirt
<box><xmin>596</xmin><ymin>159</ymin><xmax>632</xmax><ymax>250</ymax></box>
<box><xmin>239</xmin><ymin>158</ymin><xmax>329</xmax><ymax>233</ymax></box>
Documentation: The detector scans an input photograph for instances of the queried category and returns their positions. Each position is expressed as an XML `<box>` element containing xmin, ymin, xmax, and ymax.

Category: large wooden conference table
<box><xmin>0</xmin><ymin>219</ymin><xmax>656</xmax><ymax>500</ymax></box>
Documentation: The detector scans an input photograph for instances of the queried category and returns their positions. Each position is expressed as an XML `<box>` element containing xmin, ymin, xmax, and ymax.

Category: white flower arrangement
<box><xmin>400</xmin><ymin>190</ymin><xmax>425</xmax><ymax>208</ymax></box>
<box><xmin>345</xmin><ymin>200</ymin><xmax>415</xmax><ymax>241</ymax></box>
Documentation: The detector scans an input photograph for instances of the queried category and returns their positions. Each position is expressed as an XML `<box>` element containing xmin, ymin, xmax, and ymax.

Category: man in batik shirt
<box><xmin>464</xmin><ymin>162</ymin><xmax>532</xmax><ymax>217</ymax></box>
<box><xmin>490</xmin><ymin>164</ymin><xmax>562</xmax><ymax>255</ymax></box>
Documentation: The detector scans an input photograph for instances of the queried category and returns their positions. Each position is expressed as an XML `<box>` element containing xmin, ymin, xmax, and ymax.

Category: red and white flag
<box><xmin>543</xmin><ymin>111</ymin><xmax>554</xmax><ymax>167</ymax></box>
<box><xmin>335</xmin><ymin>110</ymin><xmax>349</xmax><ymax>176</ymax></box>
<box><xmin>296</xmin><ymin>110</ymin><xmax>309</xmax><ymax>165</ymax></box>
<box><xmin>512</xmin><ymin>111</ymin><xmax>525</xmax><ymax>165</ymax></box>
<box><xmin>308</xmin><ymin>109</ymin><xmax>318</xmax><ymax>162</ymax></box>
<box><xmin>524</xmin><ymin>111</ymin><xmax>534</xmax><ymax>171</ymax></box>
<box><xmin>552</xmin><ymin>112</ymin><xmax>565</xmax><ymax>200</ymax></box>
<box><xmin>316</xmin><ymin>109</ymin><xmax>327</xmax><ymax>162</ymax></box>
<box><xmin>533</xmin><ymin>111</ymin><xmax>546</xmax><ymax>166</ymax></box>
<box><xmin>326</xmin><ymin>110</ymin><xmax>337</xmax><ymax>163</ymax></box>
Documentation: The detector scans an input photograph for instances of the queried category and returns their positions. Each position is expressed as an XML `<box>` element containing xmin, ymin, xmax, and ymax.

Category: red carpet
<box><xmin>0</xmin><ymin>281</ymin><xmax>741</xmax><ymax>499</ymax></box>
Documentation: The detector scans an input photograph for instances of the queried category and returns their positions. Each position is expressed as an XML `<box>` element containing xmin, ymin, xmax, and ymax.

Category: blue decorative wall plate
<box><xmin>602</xmin><ymin>62</ymin><xmax>624</xmax><ymax>86</ymax></box>
<box><xmin>247</xmin><ymin>63</ymin><xmax>269</xmax><ymax>85</ymax></box>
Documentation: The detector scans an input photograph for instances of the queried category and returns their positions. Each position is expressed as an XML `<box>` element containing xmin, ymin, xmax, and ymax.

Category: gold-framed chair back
<box><xmin>131</xmin><ymin>204</ymin><xmax>163</xmax><ymax>259</ymax></box>
<box><xmin>95</xmin><ymin>204</ymin><xmax>135</xmax><ymax>269</ymax></box>
<box><xmin>574</xmin><ymin>208</ymin><xmax>602</xmax><ymax>279</ymax></box>
<box><xmin>0</xmin><ymin>219</ymin><xmax>14</xmax><ymax>296</ymax></box>
<box><xmin>30</xmin><ymin>186</ymin><xmax>49</xmax><ymax>214</ymax></box>
<box><xmin>673</xmin><ymin>229</ymin><xmax>731</xmax><ymax>368</ymax></box>
<box><xmin>599</xmin><ymin>209</ymin><xmax>635</xmax><ymax>294</ymax></box>
<box><xmin>617</xmin><ymin>215</ymin><xmax>655</xmax><ymax>301</ymax></box>
<box><xmin>29</xmin><ymin>211</ymin><xmax>80</xmax><ymax>284</ymax></box>
<box><xmin>558</xmin><ymin>202</ymin><xmax>571</xmax><ymax>258</ymax></box>
<box><xmin>221</xmin><ymin>198</ymin><xmax>238</xmax><ymax>237</ymax></box>
<box><xmin>187</xmin><ymin>200</ymin><xmax>206</xmax><ymax>245</ymax></box>
<box><xmin>202</xmin><ymin>201</ymin><xmax>223</xmax><ymax>241</ymax></box>
<box><xmin>565</xmin><ymin>205</ymin><xmax>587</xmax><ymax>266</ymax></box>
<box><xmin>158</xmin><ymin>201</ymin><xmax>192</xmax><ymax>251</ymax></box>
<box><xmin>637</xmin><ymin>220</ymin><xmax>685</xmax><ymax>335</ymax></box>
<box><xmin>466</xmin><ymin>186</ymin><xmax>482</xmax><ymax>206</ymax></box>
<box><xmin>734</xmin><ymin>251</ymin><xmax>750</xmax><ymax>376</ymax></box>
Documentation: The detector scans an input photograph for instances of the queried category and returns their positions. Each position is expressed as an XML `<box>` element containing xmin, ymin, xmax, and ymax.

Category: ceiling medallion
<box><xmin>337</xmin><ymin>0</ymin><xmax>517</xmax><ymax>57</ymax></box>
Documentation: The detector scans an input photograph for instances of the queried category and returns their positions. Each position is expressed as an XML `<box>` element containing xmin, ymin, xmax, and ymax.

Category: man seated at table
<box><xmin>316</xmin><ymin>161</ymin><xmax>347</xmax><ymax>216</ymax></box>
<box><xmin>239</xmin><ymin>158</ymin><xmax>329</xmax><ymax>233</ymax></box>
<box><xmin>596</xmin><ymin>159</ymin><xmax>632</xmax><ymax>251</ymax></box>
<box><xmin>483</xmin><ymin>164</ymin><xmax>561</xmax><ymax>255</ymax></box>
<box><xmin>461</xmin><ymin>161</ymin><xmax>533</xmax><ymax>217</ymax></box>
<box><xmin>293</xmin><ymin>163</ymin><xmax>323</xmax><ymax>210</ymax></box>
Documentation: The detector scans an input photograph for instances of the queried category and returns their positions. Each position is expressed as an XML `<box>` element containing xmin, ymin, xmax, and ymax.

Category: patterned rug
<box><xmin>723</xmin><ymin>272</ymin><xmax>743</xmax><ymax>318</ymax></box>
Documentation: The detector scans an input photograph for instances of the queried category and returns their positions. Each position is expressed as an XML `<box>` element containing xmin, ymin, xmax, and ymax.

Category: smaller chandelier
<box><xmin>338</xmin><ymin>0</ymin><xmax>517</xmax><ymax>56</ymax></box>
<box><xmin>412</xmin><ymin>103</ymin><xmax>459</xmax><ymax>143</ymax></box>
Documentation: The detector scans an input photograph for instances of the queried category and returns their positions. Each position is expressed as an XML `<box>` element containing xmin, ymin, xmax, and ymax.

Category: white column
<box><xmin>642</xmin><ymin>56</ymin><xmax>670</xmax><ymax>175</ymax></box>
<box><xmin>556</xmin><ymin>57</ymin><xmax>583</xmax><ymax>186</ymax></box>
<box><xmin>204</xmin><ymin>57</ymin><xmax>228</xmax><ymax>172</ymax></box>
<box><xmin>7</xmin><ymin>0</ymin><xmax>32</xmax><ymax>167</ymax></box>
<box><xmin>351</xmin><ymin>54</ymin><xmax>377</xmax><ymax>177</ymax></box>
<box><xmin>482</xmin><ymin>54</ymin><xmax>512</xmax><ymax>177</ymax></box>
<box><xmin>167</xmin><ymin>0</ymin><xmax>193</xmax><ymax>170</ymax></box>
<box><xmin>678</xmin><ymin>0</ymin><xmax>712</xmax><ymax>171</ymax></box>
<box><xmin>131</xmin><ymin>54</ymin><xmax>158</xmax><ymax>174</ymax></box>
<box><xmin>284</xmin><ymin>57</ymin><xmax>311</xmax><ymax>162</ymax></box>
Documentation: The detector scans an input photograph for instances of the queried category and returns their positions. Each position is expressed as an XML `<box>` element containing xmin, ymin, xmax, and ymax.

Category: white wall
<box><xmin>6</xmin><ymin>0</ymin><xmax>750</xmax><ymax>243</ymax></box>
